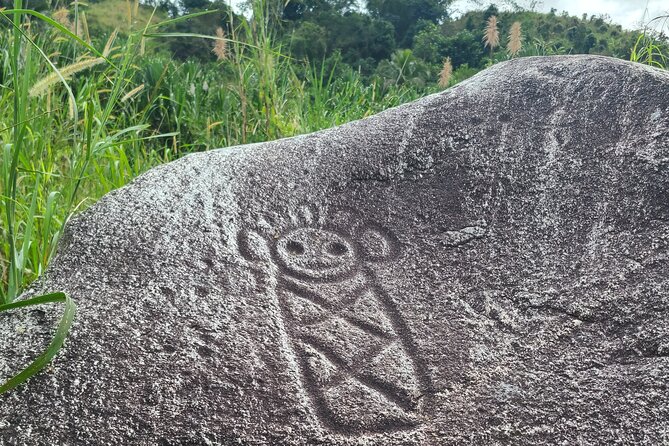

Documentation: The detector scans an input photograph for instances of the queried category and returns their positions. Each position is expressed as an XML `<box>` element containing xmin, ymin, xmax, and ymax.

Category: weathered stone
<box><xmin>1</xmin><ymin>55</ymin><xmax>668</xmax><ymax>445</ymax></box>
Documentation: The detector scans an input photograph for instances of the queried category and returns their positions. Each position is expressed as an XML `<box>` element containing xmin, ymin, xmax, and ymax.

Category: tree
<box><xmin>328</xmin><ymin>13</ymin><xmax>396</xmax><ymax>67</ymax></box>
<box><xmin>483</xmin><ymin>4</ymin><xmax>499</xmax><ymax>20</ymax></box>
<box><xmin>443</xmin><ymin>30</ymin><xmax>486</xmax><ymax>68</ymax></box>
<box><xmin>366</xmin><ymin>0</ymin><xmax>452</xmax><ymax>46</ymax></box>
<box><xmin>180</xmin><ymin>0</ymin><xmax>210</xmax><ymax>12</ymax></box>
<box><xmin>413</xmin><ymin>22</ymin><xmax>448</xmax><ymax>64</ymax></box>
<box><xmin>286</xmin><ymin>10</ymin><xmax>395</xmax><ymax>69</ymax></box>
<box><xmin>283</xmin><ymin>0</ymin><xmax>358</xmax><ymax>20</ymax></box>
<box><xmin>290</xmin><ymin>21</ymin><xmax>328</xmax><ymax>60</ymax></box>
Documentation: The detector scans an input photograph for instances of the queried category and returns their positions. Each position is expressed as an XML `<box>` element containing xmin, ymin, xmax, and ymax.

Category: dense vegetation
<box><xmin>0</xmin><ymin>0</ymin><xmax>666</xmax><ymax>392</ymax></box>
<box><xmin>149</xmin><ymin>1</ymin><xmax>651</xmax><ymax>83</ymax></box>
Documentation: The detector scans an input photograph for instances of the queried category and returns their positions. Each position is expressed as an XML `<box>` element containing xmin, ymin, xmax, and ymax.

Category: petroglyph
<box><xmin>237</xmin><ymin>205</ymin><xmax>431</xmax><ymax>435</ymax></box>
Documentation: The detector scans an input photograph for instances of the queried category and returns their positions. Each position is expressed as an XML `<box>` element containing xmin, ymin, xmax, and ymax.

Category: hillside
<box><xmin>441</xmin><ymin>6</ymin><xmax>639</xmax><ymax>63</ymax></box>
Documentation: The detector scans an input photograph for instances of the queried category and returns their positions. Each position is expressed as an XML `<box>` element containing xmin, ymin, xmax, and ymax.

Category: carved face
<box><xmin>273</xmin><ymin>227</ymin><xmax>358</xmax><ymax>280</ymax></box>
<box><xmin>237</xmin><ymin>206</ymin><xmax>400</xmax><ymax>283</ymax></box>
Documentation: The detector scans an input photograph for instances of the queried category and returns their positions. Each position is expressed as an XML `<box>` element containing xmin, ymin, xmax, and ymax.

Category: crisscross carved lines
<box><xmin>275</xmin><ymin>266</ymin><xmax>431</xmax><ymax>435</ymax></box>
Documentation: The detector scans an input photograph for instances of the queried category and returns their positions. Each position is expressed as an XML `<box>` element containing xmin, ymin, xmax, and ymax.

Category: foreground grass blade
<box><xmin>146</xmin><ymin>9</ymin><xmax>218</xmax><ymax>29</ymax></box>
<box><xmin>0</xmin><ymin>292</ymin><xmax>76</xmax><ymax>394</ymax></box>
<box><xmin>143</xmin><ymin>32</ymin><xmax>265</xmax><ymax>53</ymax></box>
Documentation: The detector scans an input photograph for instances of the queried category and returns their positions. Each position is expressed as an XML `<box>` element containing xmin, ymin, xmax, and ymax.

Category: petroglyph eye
<box><xmin>274</xmin><ymin>228</ymin><xmax>357</xmax><ymax>281</ymax></box>
<box><xmin>286</xmin><ymin>240</ymin><xmax>306</xmax><ymax>255</ymax></box>
<box><xmin>326</xmin><ymin>241</ymin><xmax>348</xmax><ymax>256</ymax></box>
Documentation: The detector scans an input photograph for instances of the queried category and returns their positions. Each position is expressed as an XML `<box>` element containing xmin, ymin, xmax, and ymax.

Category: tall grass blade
<box><xmin>1</xmin><ymin>9</ymin><xmax>116</xmax><ymax>68</ymax></box>
<box><xmin>146</xmin><ymin>9</ymin><xmax>218</xmax><ymax>29</ymax></box>
<box><xmin>0</xmin><ymin>292</ymin><xmax>76</xmax><ymax>394</ymax></box>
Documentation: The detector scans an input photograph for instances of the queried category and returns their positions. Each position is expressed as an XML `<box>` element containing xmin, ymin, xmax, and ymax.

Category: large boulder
<box><xmin>1</xmin><ymin>55</ymin><xmax>668</xmax><ymax>445</ymax></box>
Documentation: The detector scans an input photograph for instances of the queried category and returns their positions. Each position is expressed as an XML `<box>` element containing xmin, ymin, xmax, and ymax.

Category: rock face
<box><xmin>1</xmin><ymin>55</ymin><xmax>669</xmax><ymax>445</ymax></box>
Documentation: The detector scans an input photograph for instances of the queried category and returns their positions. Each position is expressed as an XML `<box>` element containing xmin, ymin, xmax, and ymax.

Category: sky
<box><xmin>229</xmin><ymin>0</ymin><xmax>668</xmax><ymax>32</ymax></box>
<box><xmin>450</xmin><ymin>0</ymin><xmax>669</xmax><ymax>31</ymax></box>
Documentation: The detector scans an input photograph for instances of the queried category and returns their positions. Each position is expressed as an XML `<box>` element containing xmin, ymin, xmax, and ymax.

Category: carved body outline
<box><xmin>237</xmin><ymin>206</ymin><xmax>433</xmax><ymax>435</ymax></box>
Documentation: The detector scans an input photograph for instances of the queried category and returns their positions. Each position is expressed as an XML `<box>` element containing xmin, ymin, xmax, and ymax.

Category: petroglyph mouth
<box><xmin>274</xmin><ymin>228</ymin><xmax>358</xmax><ymax>280</ymax></box>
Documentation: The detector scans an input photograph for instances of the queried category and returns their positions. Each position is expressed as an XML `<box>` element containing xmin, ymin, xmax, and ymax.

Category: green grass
<box><xmin>0</xmin><ymin>292</ymin><xmax>76</xmax><ymax>394</ymax></box>
<box><xmin>630</xmin><ymin>14</ymin><xmax>668</xmax><ymax>69</ymax></box>
<box><xmin>0</xmin><ymin>0</ymin><xmax>85</xmax><ymax>395</ymax></box>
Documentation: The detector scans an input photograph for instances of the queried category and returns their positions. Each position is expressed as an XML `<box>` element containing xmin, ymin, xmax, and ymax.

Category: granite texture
<box><xmin>1</xmin><ymin>55</ymin><xmax>668</xmax><ymax>445</ymax></box>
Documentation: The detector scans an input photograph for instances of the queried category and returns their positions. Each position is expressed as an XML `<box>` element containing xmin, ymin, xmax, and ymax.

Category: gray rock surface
<box><xmin>1</xmin><ymin>55</ymin><xmax>668</xmax><ymax>445</ymax></box>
